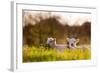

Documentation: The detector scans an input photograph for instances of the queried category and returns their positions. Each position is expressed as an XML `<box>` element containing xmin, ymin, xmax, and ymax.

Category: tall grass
<box><xmin>23</xmin><ymin>46</ymin><xmax>91</xmax><ymax>62</ymax></box>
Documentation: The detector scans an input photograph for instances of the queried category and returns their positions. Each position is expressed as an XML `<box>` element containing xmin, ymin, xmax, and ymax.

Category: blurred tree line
<box><xmin>23</xmin><ymin>12</ymin><xmax>91</xmax><ymax>47</ymax></box>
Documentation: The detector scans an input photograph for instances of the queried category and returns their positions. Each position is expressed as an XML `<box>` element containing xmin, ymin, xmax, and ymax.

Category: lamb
<box><xmin>67</xmin><ymin>37</ymin><xmax>79</xmax><ymax>49</ymax></box>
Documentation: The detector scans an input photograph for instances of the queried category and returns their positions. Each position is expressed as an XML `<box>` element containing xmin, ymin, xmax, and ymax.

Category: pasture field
<box><xmin>23</xmin><ymin>45</ymin><xmax>91</xmax><ymax>62</ymax></box>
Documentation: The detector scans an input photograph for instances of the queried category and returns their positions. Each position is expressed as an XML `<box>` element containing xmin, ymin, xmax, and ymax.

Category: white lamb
<box><xmin>67</xmin><ymin>37</ymin><xmax>79</xmax><ymax>49</ymax></box>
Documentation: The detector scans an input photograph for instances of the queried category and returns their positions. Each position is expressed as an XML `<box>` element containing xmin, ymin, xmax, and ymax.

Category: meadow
<box><xmin>23</xmin><ymin>46</ymin><xmax>91</xmax><ymax>62</ymax></box>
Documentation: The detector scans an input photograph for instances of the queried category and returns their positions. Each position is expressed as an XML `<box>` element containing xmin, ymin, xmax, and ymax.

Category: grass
<box><xmin>23</xmin><ymin>46</ymin><xmax>91</xmax><ymax>63</ymax></box>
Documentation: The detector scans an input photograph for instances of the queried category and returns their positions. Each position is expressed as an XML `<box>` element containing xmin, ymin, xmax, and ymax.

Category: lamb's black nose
<box><xmin>71</xmin><ymin>43</ymin><xmax>74</xmax><ymax>47</ymax></box>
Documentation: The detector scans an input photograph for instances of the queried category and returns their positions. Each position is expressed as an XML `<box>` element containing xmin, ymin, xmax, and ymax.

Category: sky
<box><xmin>23</xmin><ymin>10</ymin><xmax>91</xmax><ymax>26</ymax></box>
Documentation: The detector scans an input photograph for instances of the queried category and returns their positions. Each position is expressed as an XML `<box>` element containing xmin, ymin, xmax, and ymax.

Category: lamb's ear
<box><xmin>66</xmin><ymin>38</ymin><xmax>69</xmax><ymax>41</ymax></box>
<box><xmin>76</xmin><ymin>39</ymin><xmax>79</xmax><ymax>43</ymax></box>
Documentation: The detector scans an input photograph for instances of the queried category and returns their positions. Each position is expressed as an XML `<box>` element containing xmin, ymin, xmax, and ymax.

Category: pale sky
<box><xmin>23</xmin><ymin>11</ymin><xmax>91</xmax><ymax>26</ymax></box>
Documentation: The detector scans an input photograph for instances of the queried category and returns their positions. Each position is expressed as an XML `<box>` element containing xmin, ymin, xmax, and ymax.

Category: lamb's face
<box><xmin>67</xmin><ymin>38</ymin><xmax>79</xmax><ymax>49</ymax></box>
<box><xmin>47</xmin><ymin>38</ymin><xmax>53</xmax><ymax>44</ymax></box>
<box><xmin>47</xmin><ymin>38</ymin><xmax>56</xmax><ymax>46</ymax></box>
